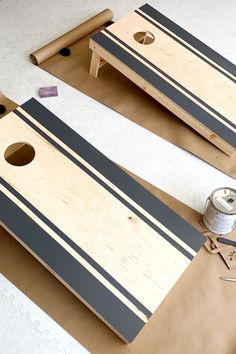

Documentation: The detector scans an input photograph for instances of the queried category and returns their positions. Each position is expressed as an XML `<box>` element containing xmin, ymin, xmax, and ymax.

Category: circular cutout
<box><xmin>59</xmin><ymin>48</ymin><xmax>71</xmax><ymax>56</ymax></box>
<box><xmin>133</xmin><ymin>31</ymin><xmax>155</xmax><ymax>45</ymax></box>
<box><xmin>4</xmin><ymin>143</ymin><xmax>35</xmax><ymax>166</ymax></box>
<box><xmin>0</xmin><ymin>104</ymin><xmax>6</xmax><ymax>115</ymax></box>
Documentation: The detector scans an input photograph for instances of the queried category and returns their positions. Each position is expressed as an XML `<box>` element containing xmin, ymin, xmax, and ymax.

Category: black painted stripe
<box><xmin>138</xmin><ymin>3</ymin><xmax>236</xmax><ymax>79</ymax></box>
<box><xmin>104</xmin><ymin>28</ymin><xmax>235</xmax><ymax>131</ymax></box>
<box><xmin>14</xmin><ymin>108</ymin><xmax>194</xmax><ymax>260</ymax></box>
<box><xmin>92</xmin><ymin>32</ymin><xmax>235</xmax><ymax>148</ymax></box>
<box><xmin>135</xmin><ymin>10</ymin><xmax>236</xmax><ymax>85</ymax></box>
<box><xmin>19</xmin><ymin>98</ymin><xmax>205</xmax><ymax>252</ymax></box>
<box><xmin>0</xmin><ymin>191</ymin><xmax>144</xmax><ymax>342</ymax></box>
<box><xmin>0</xmin><ymin>176</ymin><xmax>152</xmax><ymax>318</ymax></box>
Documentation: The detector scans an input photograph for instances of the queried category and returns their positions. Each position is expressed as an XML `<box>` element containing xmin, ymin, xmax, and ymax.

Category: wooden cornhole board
<box><xmin>0</xmin><ymin>98</ymin><xmax>205</xmax><ymax>342</ymax></box>
<box><xmin>89</xmin><ymin>3</ymin><xmax>236</xmax><ymax>156</ymax></box>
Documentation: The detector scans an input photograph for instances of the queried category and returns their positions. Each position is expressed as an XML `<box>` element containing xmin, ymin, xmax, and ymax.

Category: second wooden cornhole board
<box><xmin>0</xmin><ymin>98</ymin><xmax>205</xmax><ymax>342</ymax></box>
<box><xmin>89</xmin><ymin>3</ymin><xmax>236</xmax><ymax>156</ymax></box>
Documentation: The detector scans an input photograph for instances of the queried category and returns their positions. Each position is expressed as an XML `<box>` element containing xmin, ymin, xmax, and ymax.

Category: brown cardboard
<box><xmin>30</xmin><ymin>12</ymin><xmax>236</xmax><ymax>179</ymax></box>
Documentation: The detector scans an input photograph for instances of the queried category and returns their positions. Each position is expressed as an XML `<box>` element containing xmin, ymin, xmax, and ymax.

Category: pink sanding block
<box><xmin>39</xmin><ymin>86</ymin><xmax>58</xmax><ymax>98</ymax></box>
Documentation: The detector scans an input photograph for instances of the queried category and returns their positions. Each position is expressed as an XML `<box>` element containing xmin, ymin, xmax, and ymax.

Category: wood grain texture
<box><xmin>0</xmin><ymin>98</ymin><xmax>205</xmax><ymax>342</ymax></box>
<box><xmin>90</xmin><ymin>3</ymin><xmax>236</xmax><ymax>156</ymax></box>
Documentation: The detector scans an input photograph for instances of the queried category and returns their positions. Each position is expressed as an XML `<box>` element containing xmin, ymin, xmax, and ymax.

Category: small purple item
<box><xmin>39</xmin><ymin>86</ymin><xmax>58</xmax><ymax>98</ymax></box>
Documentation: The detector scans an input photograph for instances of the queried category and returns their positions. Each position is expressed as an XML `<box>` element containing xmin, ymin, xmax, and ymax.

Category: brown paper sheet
<box><xmin>30</xmin><ymin>12</ymin><xmax>236</xmax><ymax>179</ymax></box>
<box><xmin>1</xmin><ymin>95</ymin><xmax>236</xmax><ymax>353</ymax></box>
<box><xmin>0</xmin><ymin>91</ymin><xmax>18</xmax><ymax>117</ymax></box>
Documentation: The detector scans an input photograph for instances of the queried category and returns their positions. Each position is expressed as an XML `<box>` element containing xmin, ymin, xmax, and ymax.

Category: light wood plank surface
<box><xmin>90</xmin><ymin>4</ymin><xmax>236</xmax><ymax>156</ymax></box>
<box><xmin>0</xmin><ymin>98</ymin><xmax>205</xmax><ymax>342</ymax></box>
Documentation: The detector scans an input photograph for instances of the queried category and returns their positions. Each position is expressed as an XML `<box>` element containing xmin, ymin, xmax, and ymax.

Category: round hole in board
<box><xmin>133</xmin><ymin>31</ymin><xmax>155</xmax><ymax>45</ymax></box>
<box><xmin>4</xmin><ymin>142</ymin><xmax>35</xmax><ymax>166</ymax></box>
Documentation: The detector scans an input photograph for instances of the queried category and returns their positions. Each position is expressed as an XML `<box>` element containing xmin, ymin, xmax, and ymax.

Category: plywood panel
<box><xmin>0</xmin><ymin>98</ymin><xmax>205</xmax><ymax>342</ymax></box>
<box><xmin>90</xmin><ymin>4</ymin><xmax>236</xmax><ymax>155</ymax></box>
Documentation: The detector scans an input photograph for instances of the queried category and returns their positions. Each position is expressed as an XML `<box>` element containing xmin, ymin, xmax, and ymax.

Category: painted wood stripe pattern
<box><xmin>19</xmin><ymin>100</ymin><xmax>204</xmax><ymax>255</ymax></box>
<box><xmin>0</xmin><ymin>178</ymin><xmax>151</xmax><ymax>322</ymax></box>
<box><xmin>0</xmin><ymin>192</ymin><xmax>145</xmax><ymax>343</ymax></box>
<box><xmin>136</xmin><ymin>5</ymin><xmax>236</xmax><ymax>82</ymax></box>
<box><xmin>102</xmin><ymin>29</ymin><xmax>235</xmax><ymax>134</ymax></box>
<box><xmin>11</xmin><ymin>109</ymin><xmax>194</xmax><ymax>260</ymax></box>
<box><xmin>137</xmin><ymin>4</ymin><xmax>236</xmax><ymax>80</ymax></box>
<box><xmin>92</xmin><ymin>31</ymin><xmax>236</xmax><ymax>146</ymax></box>
<box><xmin>15</xmin><ymin>106</ymin><xmax>197</xmax><ymax>259</ymax></box>
<box><xmin>0</xmin><ymin>99</ymin><xmax>205</xmax><ymax>342</ymax></box>
<box><xmin>91</xmin><ymin>4</ymin><xmax>236</xmax><ymax>151</ymax></box>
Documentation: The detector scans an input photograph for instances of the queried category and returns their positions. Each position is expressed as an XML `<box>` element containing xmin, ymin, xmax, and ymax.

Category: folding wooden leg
<box><xmin>89</xmin><ymin>51</ymin><xmax>107</xmax><ymax>78</ymax></box>
<box><xmin>89</xmin><ymin>51</ymin><xmax>102</xmax><ymax>78</ymax></box>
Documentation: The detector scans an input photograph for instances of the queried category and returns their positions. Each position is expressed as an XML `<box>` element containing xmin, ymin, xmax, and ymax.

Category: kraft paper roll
<box><xmin>30</xmin><ymin>9</ymin><xmax>113</xmax><ymax>65</ymax></box>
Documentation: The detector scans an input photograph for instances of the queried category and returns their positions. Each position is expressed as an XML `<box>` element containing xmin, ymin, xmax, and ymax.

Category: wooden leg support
<box><xmin>89</xmin><ymin>51</ymin><xmax>102</xmax><ymax>78</ymax></box>
<box><xmin>89</xmin><ymin>51</ymin><xmax>107</xmax><ymax>78</ymax></box>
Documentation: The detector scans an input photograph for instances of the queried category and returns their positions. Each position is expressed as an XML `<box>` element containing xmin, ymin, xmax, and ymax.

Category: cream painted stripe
<box><xmin>16</xmin><ymin>108</ymin><xmax>196</xmax><ymax>258</ymax></box>
<box><xmin>102</xmin><ymin>30</ymin><xmax>235</xmax><ymax>134</ymax></box>
<box><xmin>0</xmin><ymin>182</ymin><xmax>148</xmax><ymax>321</ymax></box>
<box><xmin>136</xmin><ymin>9</ymin><xmax>236</xmax><ymax>82</ymax></box>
